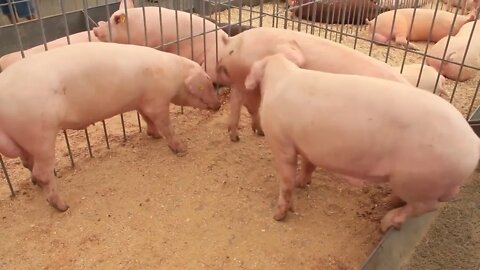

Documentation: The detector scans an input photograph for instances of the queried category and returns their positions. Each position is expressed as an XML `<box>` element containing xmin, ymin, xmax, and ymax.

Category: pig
<box><xmin>92</xmin><ymin>6</ymin><xmax>228</xmax><ymax>84</ymax></box>
<box><xmin>395</xmin><ymin>63</ymin><xmax>448</xmax><ymax>96</ymax></box>
<box><xmin>288</xmin><ymin>0</ymin><xmax>390</xmax><ymax>25</ymax></box>
<box><xmin>0</xmin><ymin>0</ymin><xmax>132</xmax><ymax>71</ymax></box>
<box><xmin>243</xmin><ymin>53</ymin><xmax>479</xmax><ymax>232</ymax></box>
<box><xmin>366</xmin><ymin>8</ymin><xmax>476</xmax><ymax>51</ymax></box>
<box><xmin>0</xmin><ymin>30</ymin><xmax>99</xmax><ymax>71</ymax></box>
<box><xmin>0</xmin><ymin>42</ymin><xmax>221</xmax><ymax>211</ymax></box>
<box><xmin>426</xmin><ymin>20</ymin><xmax>480</xmax><ymax>81</ymax></box>
<box><xmin>215</xmin><ymin>27</ymin><xmax>411</xmax><ymax>142</ymax></box>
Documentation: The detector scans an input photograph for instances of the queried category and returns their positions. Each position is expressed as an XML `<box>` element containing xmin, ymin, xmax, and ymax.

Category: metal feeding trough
<box><xmin>468</xmin><ymin>105</ymin><xmax>480</xmax><ymax>138</ymax></box>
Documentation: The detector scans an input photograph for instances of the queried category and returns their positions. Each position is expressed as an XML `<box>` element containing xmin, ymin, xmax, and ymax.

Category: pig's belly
<box><xmin>59</xmin><ymin>86</ymin><xmax>141</xmax><ymax>130</ymax></box>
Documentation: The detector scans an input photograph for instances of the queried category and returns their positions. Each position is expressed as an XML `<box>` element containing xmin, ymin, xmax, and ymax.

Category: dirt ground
<box><xmin>1</xmin><ymin>2</ymin><xmax>480</xmax><ymax>270</ymax></box>
<box><xmin>1</xmin><ymin>98</ymin><xmax>397</xmax><ymax>270</ymax></box>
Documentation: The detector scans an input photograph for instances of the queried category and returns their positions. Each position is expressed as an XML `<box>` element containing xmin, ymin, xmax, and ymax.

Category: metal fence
<box><xmin>1</xmin><ymin>0</ymin><xmax>479</xmax><ymax>197</ymax></box>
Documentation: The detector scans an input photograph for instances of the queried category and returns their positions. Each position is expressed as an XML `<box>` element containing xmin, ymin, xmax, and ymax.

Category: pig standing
<box><xmin>0</xmin><ymin>42</ymin><xmax>221</xmax><ymax>211</ymax></box>
<box><xmin>0</xmin><ymin>30</ymin><xmax>99</xmax><ymax>71</ymax></box>
<box><xmin>216</xmin><ymin>27</ymin><xmax>411</xmax><ymax>142</ymax></box>
<box><xmin>366</xmin><ymin>8</ymin><xmax>476</xmax><ymax>50</ymax></box>
<box><xmin>288</xmin><ymin>0</ymin><xmax>390</xmax><ymax>25</ymax></box>
<box><xmin>426</xmin><ymin>21</ymin><xmax>480</xmax><ymax>81</ymax></box>
<box><xmin>243</xmin><ymin>53</ymin><xmax>479</xmax><ymax>232</ymax></box>
<box><xmin>92</xmin><ymin>6</ymin><xmax>228</xmax><ymax>84</ymax></box>
<box><xmin>395</xmin><ymin>64</ymin><xmax>448</xmax><ymax>96</ymax></box>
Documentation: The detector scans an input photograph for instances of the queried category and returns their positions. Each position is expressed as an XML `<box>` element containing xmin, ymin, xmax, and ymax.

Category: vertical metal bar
<box><xmin>63</xmin><ymin>130</ymin><xmax>75</xmax><ymax>167</ymax></box>
<box><xmin>84</xmin><ymin>129</ymin><xmax>93</xmax><ymax>158</ymax></box>
<box><xmin>0</xmin><ymin>155</ymin><xmax>15</xmax><ymax>197</ymax></box>
<box><xmin>450</xmin><ymin>15</ymin><xmax>479</xmax><ymax>102</ymax></box>
<box><xmin>60</xmin><ymin>0</ymin><xmax>71</xmax><ymax>44</ymax></box>
<box><xmin>33</xmin><ymin>0</ymin><xmax>48</xmax><ymax>51</ymax></box>
<box><xmin>102</xmin><ymin>120</ymin><xmax>110</xmax><ymax>149</ymax></box>
<box><xmin>120</xmin><ymin>114</ymin><xmax>127</xmax><ymax>142</ymax></box>
<box><xmin>259</xmin><ymin>0</ymin><xmax>264</xmax><ymax>26</ymax></box>
<box><xmin>5</xmin><ymin>0</ymin><xmax>25</xmax><ymax>58</ymax></box>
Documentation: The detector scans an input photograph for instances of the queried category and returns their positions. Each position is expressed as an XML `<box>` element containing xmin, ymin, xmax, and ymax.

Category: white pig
<box><xmin>0</xmin><ymin>42</ymin><xmax>221</xmax><ymax>211</ymax></box>
<box><xmin>395</xmin><ymin>64</ymin><xmax>448</xmax><ymax>96</ymax></box>
<box><xmin>92</xmin><ymin>5</ymin><xmax>228</xmax><ymax>84</ymax></box>
<box><xmin>244</xmin><ymin>53</ymin><xmax>479</xmax><ymax>232</ymax></box>
<box><xmin>216</xmin><ymin>27</ymin><xmax>411</xmax><ymax>142</ymax></box>
<box><xmin>366</xmin><ymin>8</ymin><xmax>476</xmax><ymax>50</ymax></box>
<box><xmin>426</xmin><ymin>20</ymin><xmax>480</xmax><ymax>81</ymax></box>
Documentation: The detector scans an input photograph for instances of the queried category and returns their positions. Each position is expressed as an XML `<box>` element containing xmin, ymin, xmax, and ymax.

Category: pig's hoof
<box><xmin>48</xmin><ymin>197</ymin><xmax>69</xmax><ymax>212</ymax></box>
<box><xmin>273</xmin><ymin>210</ymin><xmax>287</xmax><ymax>221</ymax></box>
<box><xmin>31</xmin><ymin>176</ymin><xmax>38</xmax><ymax>186</ymax></box>
<box><xmin>255</xmin><ymin>129</ymin><xmax>265</xmax><ymax>137</ymax></box>
<box><xmin>229</xmin><ymin>134</ymin><xmax>240</xmax><ymax>142</ymax></box>
<box><xmin>175</xmin><ymin>151</ymin><xmax>188</xmax><ymax>157</ymax></box>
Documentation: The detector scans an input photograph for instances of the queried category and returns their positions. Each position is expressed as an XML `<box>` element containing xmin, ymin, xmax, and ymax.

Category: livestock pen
<box><xmin>0</xmin><ymin>0</ymin><xmax>479</xmax><ymax>269</ymax></box>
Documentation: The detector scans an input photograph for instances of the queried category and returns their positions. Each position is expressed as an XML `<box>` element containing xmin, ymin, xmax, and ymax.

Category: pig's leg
<box><xmin>0</xmin><ymin>131</ymin><xmax>21</xmax><ymax>159</ymax></box>
<box><xmin>272</xmin><ymin>143</ymin><xmax>298</xmax><ymax>221</ymax></box>
<box><xmin>19</xmin><ymin>150</ymin><xmax>38</xmax><ymax>185</ymax></box>
<box><xmin>149</xmin><ymin>110</ymin><xmax>186</xmax><ymax>156</ymax></box>
<box><xmin>395</xmin><ymin>36</ymin><xmax>420</xmax><ymax>51</ymax></box>
<box><xmin>31</xmin><ymin>137</ymin><xmax>69</xmax><ymax>211</ymax></box>
<box><xmin>296</xmin><ymin>155</ymin><xmax>316</xmax><ymax>188</ymax></box>
<box><xmin>139</xmin><ymin>112</ymin><xmax>161</xmax><ymax>139</ymax></box>
<box><xmin>244</xmin><ymin>89</ymin><xmax>264</xmax><ymax>136</ymax></box>
<box><xmin>380</xmin><ymin>201</ymin><xmax>438</xmax><ymax>232</ymax></box>
<box><xmin>228</xmin><ymin>86</ymin><xmax>244</xmax><ymax>142</ymax></box>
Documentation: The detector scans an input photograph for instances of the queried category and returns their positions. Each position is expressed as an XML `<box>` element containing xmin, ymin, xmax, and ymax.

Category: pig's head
<box><xmin>93</xmin><ymin>11</ymin><xmax>130</xmax><ymax>43</ymax></box>
<box><xmin>216</xmin><ymin>36</ymin><xmax>305</xmax><ymax>88</ymax></box>
<box><xmin>178</xmin><ymin>66</ymin><xmax>221</xmax><ymax>112</ymax></box>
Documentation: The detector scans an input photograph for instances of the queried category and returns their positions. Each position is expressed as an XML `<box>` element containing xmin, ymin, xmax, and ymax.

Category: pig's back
<box><xmin>270</xmin><ymin>70</ymin><xmax>478</xmax><ymax>169</ymax></box>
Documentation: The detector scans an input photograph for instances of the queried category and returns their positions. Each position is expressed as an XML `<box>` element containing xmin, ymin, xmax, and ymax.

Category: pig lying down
<box><xmin>216</xmin><ymin>27</ymin><xmax>411</xmax><ymax>142</ymax></box>
<box><xmin>394</xmin><ymin>64</ymin><xmax>448</xmax><ymax>97</ymax></box>
<box><xmin>288</xmin><ymin>0</ymin><xmax>390</xmax><ymax>25</ymax></box>
<box><xmin>244</xmin><ymin>53</ymin><xmax>480</xmax><ymax>232</ymax></box>
<box><xmin>366</xmin><ymin>8</ymin><xmax>476</xmax><ymax>50</ymax></box>
<box><xmin>0</xmin><ymin>42</ymin><xmax>220</xmax><ymax>211</ymax></box>
<box><xmin>426</xmin><ymin>20</ymin><xmax>480</xmax><ymax>81</ymax></box>
<box><xmin>92</xmin><ymin>5</ymin><xmax>228</xmax><ymax>83</ymax></box>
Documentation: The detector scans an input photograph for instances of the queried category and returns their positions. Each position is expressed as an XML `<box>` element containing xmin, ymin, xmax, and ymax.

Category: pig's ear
<box><xmin>221</xmin><ymin>35</ymin><xmax>229</xmax><ymax>45</ymax></box>
<box><xmin>118</xmin><ymin>0</ymin><xmax>134</xmax><ymax>10</ymax></box>
<box><xmin>114</xmin><ymin>13</ymin><xmax>127</xmax><ymax>24</ymax></box>
<box><xmin>276</xmin><ymin>40</ymin><xmax>306</xmax><ymax>68</ymax></box>
<box><xmin>244</xmin><ymin>59</ymin><xmax>267</xmax><ymax>91</ymax></box>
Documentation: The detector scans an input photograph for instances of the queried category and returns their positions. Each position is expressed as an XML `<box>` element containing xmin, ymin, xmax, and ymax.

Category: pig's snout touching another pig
<box><xmin>183</xmin><ymin>68</ymin><xmax>222</xmax><ymax>112</ymax></box>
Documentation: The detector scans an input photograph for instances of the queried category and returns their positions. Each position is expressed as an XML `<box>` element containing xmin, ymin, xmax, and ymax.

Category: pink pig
<box><xmin>426</xmin><ymin>21</ymin><xmax>480</xmax><ymax>81</ymax></box>
<box><xmin>244</xmin><ymin>53</ymin><xmax>479</xmax><ymax>232</ymax></box>
<box><xmin>0</xmin><ymin>30</ymin><xmax>99</xmax><ymax>71</ymax></box>
<box><xmin>0</xmin><ymin>0</ymin><xmax>132</xmax><ymax>71</ymax></box>
<box><xmin>92</xmin><ymin>5</ymin><xmax>228</xmax><ymax>83</ymax></box>
<box><xmin>366</xmin><ymin>8</ymin><xmax>476</xmax><ymax>50</ymax></box>
<box><xmin>0</xmin><ymin>42</ymin><xmax>221</xmax><ymax>211</ymax></box>
<box><xmin>394</xmin><ymin>64</ymin><xmax>448</xmax><ymax>97</ymax></box>
<box><xmin>216</xmin><ymin>27</ymin><xmax>411</xmax><ymax>142</ymax></box>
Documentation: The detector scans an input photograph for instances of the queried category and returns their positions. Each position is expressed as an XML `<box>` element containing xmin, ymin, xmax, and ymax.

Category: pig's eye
<box><xmin>229</xmin><ymin>50</ymin><xmax>234</xmax><ymax>55</ymax></box>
